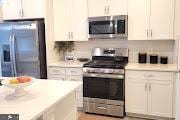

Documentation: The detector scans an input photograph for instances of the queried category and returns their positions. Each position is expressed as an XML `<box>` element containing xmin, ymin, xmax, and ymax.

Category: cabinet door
<box><xmin>53</xmin><ymin>0</ymin><xmax>70</xmax><ymax>41</ymax></box>
<box><xmin>174</xmin><ymin>0</ymin><xmax>180</xmax><ymax>39</ymax></box>
<box><xmin>148</xmin><ymin>80</ymin><xmax>173</xmax><ymax>118</ymax></box>
<box><xmin>88</xmin><ymin>0</ymin><xmax>108</xmax><ymax>17</ymax></box>
<box><xmin>2</xmin><ymin>0</ymin><xmax>22</xmax><ymax>20</ymax></box>
<box><xmin>150</xmin><ymin>0</ymin><xmax>174</xmax><ymax>40</ymax></box>
<box><xmin>70</xmin><ymin>0</ymin><xmax>88</xmax><ymax>41</ymax></box>
<box><xmin>22</xmin><ymin>0</ymin><xmax>44</xmax><ymax>19</ymax></box>
<box><xmin>109</xmin><ymin>0</ymin><xmax>127</xmax><ymax>15</ymax></box>
<box><xmin>128</xmin><ymin>0</ymin><xmax>150</xmax><ymax>40</ymax></box>
<box><xmin>125</xmin><ymin>78</ymin><xmax>148</xmax><ymax>114</ymax></box>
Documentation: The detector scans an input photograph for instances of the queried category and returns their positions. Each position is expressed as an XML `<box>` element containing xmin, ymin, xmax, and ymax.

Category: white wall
<box><xmin>74</xmin><ymin>40</ymin><xmax>175</xmax><ymax>64</ymax></box>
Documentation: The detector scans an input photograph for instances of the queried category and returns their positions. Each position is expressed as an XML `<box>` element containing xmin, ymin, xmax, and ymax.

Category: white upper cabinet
<box><xmin>2</xmin><ymin>0</ymin><xmax>22</xmax><ymax>20</ymax></box>
<box><xmin>128</xmin><ymin>0</ymin><xmax>174</xmax><ymax>40</ymax></box>
<box><xmin>70</xmin><ymin>0</ymin><xmax>88</xmax><ymax>41</ymax></box>
<box><xmin>53</xmin><ymin>0</ymin><xmax>70</xmax><ymax>41</ymax></box>
<box><xmin>53</xmin><ymin>0</ymin><xmax>88</xmax><ymax>41</ymax></box>
<box><xmin>22</xmin><ymin>0</ymin><xmax>44</xmax><ymax>19</ymax></box>
<box><xmin>128</xmin><ymin>0</ymin><xmax>150</xmax><ymax>40</ymax></box>
<box><xmin>174</xmin><ymin>0</ymin><xmax>180</xmax><ymax>39</ymax></box>
<box><xmin>88</xmin><ymin>0</ymin><xmax>108</xmax><ymax>17</ymax></box>
<box><xmin>109</xmin><ymin>0</ymin><xmax>128</xmax><ymax>16</ymax></box>
<box><xmin>88</xmin><ymin>0</ymin><xmax>127</xmax><ymax>17</ymax></box>
<box><xmin>2</xmin><ymin>0</ymin><xmax>44</xmax><ymax>20</ymax></box>
<box><xmin>150</xmin><ymin>0</ymin><xmax>174</xmax><ymax>40</ymax></box>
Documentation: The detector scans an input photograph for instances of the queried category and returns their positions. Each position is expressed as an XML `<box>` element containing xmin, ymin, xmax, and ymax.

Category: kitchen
<box><xmin>0</xmin><ymin>0</ymin><xmax>180</xmax><ymax>120</ymax></box>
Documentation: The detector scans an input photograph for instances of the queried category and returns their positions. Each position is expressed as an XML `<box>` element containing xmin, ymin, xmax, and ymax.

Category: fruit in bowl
<box><xmin>1</xmin><ymin>76</ymin><xmax>34</xmax><ymax>96</ymax></box>
<box><xmin>9</xmin><ymin>76</ymin><xmax>32</xmax><ymax>84</ymax></box>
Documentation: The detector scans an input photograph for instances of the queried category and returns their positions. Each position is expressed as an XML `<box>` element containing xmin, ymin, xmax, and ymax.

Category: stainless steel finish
<box><xmin>68</xmin><ymin>32</ymin><xmax>70</xmax><ymax>39</ymax></box>
<box><xmin>83</xmin><ymin>97</ymin><xmax>124</xmax><ymax>117</ymax></box>
<box><xmin>145</xmin><ymin>83</ymin><xmax>148</xmax><ymax>91</ymax></box>
<box><xmin>104</xmin><ymin>6</ymin><xmax>107</xmax><ymax>14</ymax></box>
<box><xmin>151</xmin><ymin>29</ymin><xmax>152</xmax><ymax>37</ymax></box>
<box><xmin>83</xmin><ymin>97</ymin><xmax>124</xmax><ymax>106</ymax></box>
<box><xmin>92</xmin><ymin>48</ymin><xmax>129</xmax><ymax>57</ymax></box>
<box><xmin>71</xmin><ymin>32</ymin><xmax>73</xmax><ymax>39</ymax></box>
<box><xmin>107</xmin><ymin>6</ymin><xmax>110</xmax><ymax>14</ymax></box>
<box><xmin>83</xmin><ymin>67</ymin><xmax>125</xmax><ymax>74</ymax></box>
<box><xmin>0</xmin><ymin>21</ymin><xmax>46</xmax><ymax>78</ymax></box>
<box><xmin>97</xmin><ymin>106</ymin><xmax>107</xmax><ymax>110</ymax></box>
<box><xmin>88</xmin><ymin>15</ymin><xmax>128</xmax><ymax>39</ymax></box>
<box><xmin>83</xmin><ymin>73</ymin><xmax>124</xmax><ymax>79</ymax></box>
<box><xmin>14</xmin><ymin>22</ymin><xmax>41</xmax><ymax>78</ymax></box>
<box><xmin>11</xmin><ymin>34</ymin><xmax>17</xmax><ymax>76</ymax></box>
<box><xmin>149</xmin><ymin>83</ymin><xmax>151</xmax><ymax>91</ymax></box>
<box><xmin>9</xmin><ymin>35</ymin><xmax>15</xmax><ymax>76</ymax></box>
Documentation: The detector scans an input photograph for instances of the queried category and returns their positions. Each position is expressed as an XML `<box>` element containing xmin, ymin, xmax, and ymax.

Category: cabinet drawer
<box><xmin>66</xmin><ymin>75</ymin><xmax>82</xmax><ymax>81</ymax></box>
<box><xmin>48</xmin><ymin>67</ymin><xmax>65</xmax><ymax>75</ymax></box>
<box><xmin>48</xmin><ymin>75</ymin><xmax>65</xmax><ymax>81</ymax></box>
<box><xmin>126</xmin><ymin>70</ymin><xmax>173</xmax><ymax>80</ymax></box>
<box><xmin>66</xmin><ymin>68</ymin><xmax>82</xmax><ymax>76</ymax></box>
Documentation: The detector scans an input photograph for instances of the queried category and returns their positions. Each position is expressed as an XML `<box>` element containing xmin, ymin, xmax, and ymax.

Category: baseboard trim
<box><xmin>126</xmin><ymin>112</ymin><xmax>175</xmax><ymax>120</ymax></box>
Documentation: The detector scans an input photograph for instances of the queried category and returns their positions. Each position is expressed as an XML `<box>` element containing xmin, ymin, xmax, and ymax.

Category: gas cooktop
<box><xmin>83</xmin><ymin>60</ymin><xmax>128</xmax><ymax>69</ymax></box>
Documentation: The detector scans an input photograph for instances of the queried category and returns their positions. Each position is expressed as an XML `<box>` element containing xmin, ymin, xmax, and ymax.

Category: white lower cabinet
<box><xmin>125</xmin><ymin>70</ymin><xmax>174</xmax><ymax>118</ymax></box>
<box><xmin>48</xmin><ymin>66</ymin><xmax>83</xmax><ymax>109</ymax></box>
<box><xmin>125</xmin><ymin>79</ymin><xmax>148</xmax><ymax>115</ymax></box>
<box><xmin>148</xmin><ymin>80</ymin><xmax>173</xmax><ymax>117</ymax></box>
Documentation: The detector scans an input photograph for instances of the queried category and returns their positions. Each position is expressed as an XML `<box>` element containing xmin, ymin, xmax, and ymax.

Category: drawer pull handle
<box><xmin>97</xmin><ymin>106</ymin><xmax>107</xmax><ymax>110</ymax></box>
<box><xmin>145</xmin><ymin>83</ymin><xmax>148</xmax><ymax>91</ymax></box>
<box><xmin>149</xmin><ymin>83</ymin><xmax>151</xmax><ymax>91</ymax></box>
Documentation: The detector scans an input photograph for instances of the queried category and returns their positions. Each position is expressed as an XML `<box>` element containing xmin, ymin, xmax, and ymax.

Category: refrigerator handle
<box><xmin>11</xmin><ymin>34</ymin><xmax>17</xmax><ymax>76</ymax></box>
<box><xmin>10</xmin><ymin>35</ymin><xmax>15</xmax><ymax>76</ymax></box>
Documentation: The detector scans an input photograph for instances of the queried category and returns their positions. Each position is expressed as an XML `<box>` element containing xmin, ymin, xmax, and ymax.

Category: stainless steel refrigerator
<box><xmin>0</xmin><ymin>21</ymin><xmax>47</xmax><ymax>79</ymax></box>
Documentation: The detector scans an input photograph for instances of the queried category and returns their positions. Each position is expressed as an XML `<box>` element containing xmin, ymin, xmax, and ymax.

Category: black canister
<box><xmin>138</xmin><ymin>53</ymin><xmax>147</xmax><ymax>63</ymax></box>
<box><xmin>160</xmin><ymin>56</ymin><xmax>168</xmax><ymax>64</ymax></box>
<box><xmin>150</xmin><ymin>54</ymin><xmax>158</xmax><ymax>64</ymax></box>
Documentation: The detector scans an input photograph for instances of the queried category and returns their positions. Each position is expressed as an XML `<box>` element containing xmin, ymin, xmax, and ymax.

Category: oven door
<box><xmin>83</xmin><ymin>73</ymin><xmax>124</xmax><ymax>101</ymax></box>
<box><xmin>83</xmin><ymin>76</ymin><xmax>109</xmax><ymax>99</ymax></box>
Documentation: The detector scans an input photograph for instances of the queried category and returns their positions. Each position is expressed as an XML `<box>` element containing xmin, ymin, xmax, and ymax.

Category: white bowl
<box><xmin>1</xmin><ymin>77</ymin><xmax>34</xmax><ymax>96</ymax></box>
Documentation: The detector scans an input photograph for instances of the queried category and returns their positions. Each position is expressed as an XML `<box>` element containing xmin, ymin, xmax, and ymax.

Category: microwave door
<box><xmin>89</xmin><ymin>20</ymin><xmax>115</xmax><ymax>39</ymax></box>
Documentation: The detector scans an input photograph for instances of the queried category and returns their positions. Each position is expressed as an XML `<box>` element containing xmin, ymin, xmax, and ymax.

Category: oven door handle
<box><xmin>83</xmin><ymin>73</ymin><xmax>124</xmax><ymax>79</ymax></box>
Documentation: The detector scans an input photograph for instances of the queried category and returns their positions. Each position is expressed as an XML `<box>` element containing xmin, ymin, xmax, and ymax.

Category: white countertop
<box><xmin>126</xmin><ymin>63</ymin><xmax>178</xmax><ymax>72</ymax></box>
<box><xmin>0</xmin><ymin>79</ymin><xmax>82</xmax><ymax>120</ymax></box>
<box><xmin>48</xmin><ymin>61</ymin><xmax>86</xmax><ymax>68</ymax></box>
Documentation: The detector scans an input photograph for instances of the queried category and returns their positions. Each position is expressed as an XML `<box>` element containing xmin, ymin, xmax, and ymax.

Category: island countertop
<box><xmin>0</xmin><ymin>79</ymin><xmax>82</xmax><ymax>120</ymax></box>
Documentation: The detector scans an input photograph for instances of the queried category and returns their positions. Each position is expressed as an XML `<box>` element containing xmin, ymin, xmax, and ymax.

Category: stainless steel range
<box><xmin>83</xmin><ymin>48</ymin><xmax>128</xmax><ymax>117</ymax></box>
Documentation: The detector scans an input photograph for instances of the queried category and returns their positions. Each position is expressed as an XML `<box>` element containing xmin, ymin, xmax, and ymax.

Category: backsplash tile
<box><xmin>74</xmin><ymin>39</ymin><xmax>175</xmax><ymax>64</ymax></box>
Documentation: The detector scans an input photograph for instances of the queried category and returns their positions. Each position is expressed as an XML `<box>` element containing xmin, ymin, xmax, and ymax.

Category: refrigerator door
<box><xmin>0</xmin><ymin>24</ymin><xmax>14</xmax><ymax>77</ymax></box>
<box><xmin>12</xmin><ymin>22</ymin><xmax>41</xmax><ymax>78</ymax></box>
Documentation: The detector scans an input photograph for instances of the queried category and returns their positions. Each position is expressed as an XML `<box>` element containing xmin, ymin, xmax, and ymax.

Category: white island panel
<box><xmin>0</xmin><ymin>79</ymin><xmax>82</xmax><ymax>120</ymax></box>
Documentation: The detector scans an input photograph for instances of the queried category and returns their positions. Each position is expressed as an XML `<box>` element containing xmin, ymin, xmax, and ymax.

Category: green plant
<box><xmin>54</xmin><ymin>41</ymin><xmax>75</xmax><ymax>53</ymax></box>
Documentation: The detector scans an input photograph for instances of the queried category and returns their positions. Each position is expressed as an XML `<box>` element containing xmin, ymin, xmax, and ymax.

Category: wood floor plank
<box><xmin>77</xmin><ymin>111</ymin><xmax>147</xmax><ymax>120</ymax></box>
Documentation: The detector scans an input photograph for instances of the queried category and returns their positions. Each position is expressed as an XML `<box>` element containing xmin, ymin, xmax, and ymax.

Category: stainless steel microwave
<box><xmin>88</xmin><ymin>15</ymin><xmax>128</xmax><ymax>39</ymax></box>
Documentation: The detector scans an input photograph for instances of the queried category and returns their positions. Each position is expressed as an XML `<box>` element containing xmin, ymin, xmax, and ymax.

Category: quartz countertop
<box><xmin>48</xmin><ymin>61</ymin><xmax>86</xmax><ymax>68</ymax></box>
<box><xmin>0</xmin><ymin>79</ymin><xmax>82</xmax><ymax>120</ymax></box>
<box><xmin>125</xmin><ymin>63</ymin><xmax>178</xmax><ymax>72</ymax></box>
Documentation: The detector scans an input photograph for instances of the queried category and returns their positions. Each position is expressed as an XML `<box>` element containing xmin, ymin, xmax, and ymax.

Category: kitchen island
<box><xmin>0</xmin><ymin>79</ymin><xmax>82</xmax><ymax>120</ymax></box>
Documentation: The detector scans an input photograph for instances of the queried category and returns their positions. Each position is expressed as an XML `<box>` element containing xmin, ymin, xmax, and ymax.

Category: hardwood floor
<box><xmin>77</xmin><ymin>111</ymin><xmax>147</xmax><ymax>120</ymax></box>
